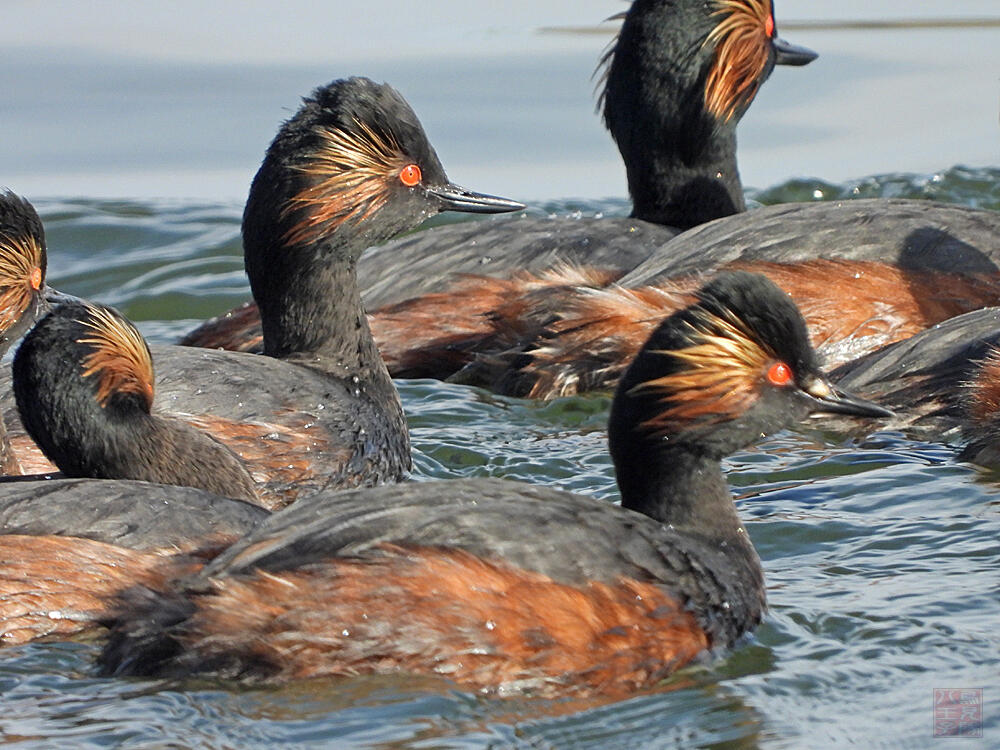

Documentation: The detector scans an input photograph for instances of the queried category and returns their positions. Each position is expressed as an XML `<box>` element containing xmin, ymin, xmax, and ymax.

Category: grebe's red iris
<box><xmin>767</xmin><ymin>361</ymin><xmax>792</xmax><ymax>386</ymax></box>
<box><xmin>766</xmin><ymin>14</ymin><xmax>775</xmax><ymax>38</ymax></box>
<box><xmin>399</xmin><ymin>164</ymin><xmax>422</xmax><ymax>187</ymax></box>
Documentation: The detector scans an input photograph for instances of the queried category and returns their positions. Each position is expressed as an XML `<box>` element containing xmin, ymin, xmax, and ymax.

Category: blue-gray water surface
<box><xmin>1</xmin><ymin>169</ymin><xmax>998</xmax><ymax>748</ymax></box>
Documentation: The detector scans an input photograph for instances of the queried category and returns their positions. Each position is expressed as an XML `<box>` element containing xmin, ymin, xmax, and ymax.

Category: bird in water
<box><xmin>13</xmin><ymin>300</ymin><xmax>260</xmax><ymax>504</ymax></box>
<box><xmin>177</xmin><ymin>2</ymin><xmax>1000</xmax><ymax>401</ymax></box>
<box><xmin>825</xmin><ymin>305</ymin><xmax>1000</xmax><ymax>450</ymax></box>
<box><xmin>0</xmin><ymin>79</ymin><xmax>523</xmax><ymax>507</ymax></box>
<box><xmin>0</xmin><ymin>249</ymin><xmax>269</xmax><ymax>645</ymax></box>
<box><xmin>100</xmin><ymin>272</ymin><xmax>890</xmax><ymax>697</ymax></box>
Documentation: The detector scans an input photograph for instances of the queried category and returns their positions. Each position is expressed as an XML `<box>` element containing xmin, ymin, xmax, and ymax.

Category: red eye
<box><xmin>29</xmin><ymin>266</ymin><xmax>42</xmax><ymax>291</ymax></box>
<box><xmin>399</xmin><ymin>164</ymin><xmax>422</xmax><ymax>187</ymax></box>
<box><xmin>767</xmin><ymin>362</ymin><xmax>792</xmax><ymax>386</ymax></box>
<box><xmin>765</xmin><ymin>14</ymin><xmax>775</xmax><ymax>37</ymax></box>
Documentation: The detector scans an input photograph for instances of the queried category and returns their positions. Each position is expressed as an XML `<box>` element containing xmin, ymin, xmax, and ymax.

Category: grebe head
<box><xmin>611</xmin><ymin>271</ymin><xmax>890</xmax><ymax>462</ymax></box>
<box><xmin>14</xmin><ymin>301</ymin><xmax>156</xmax><ymax>477</ymax></box>
<box><xmin>702</xmin><ymin>0</ymin><xmax>818</xmax><ymax>121</ymax></box>
<box><xmin>14</xmin><ymin>301</ymin><xmax>260</xmax><ymax>501</ymax></box>
<box><xmin>600</xmin><ymin>1</ymin><xmax>816</xmax><ymax>226</ymax></box>
<box><xmin>602</xmin><ymin>0</ymin><xmax>817</xmax><ymax>126</ymax></box>
<box><xmin>0</xmin><ymin>191</ymin><xmax>48</xmax><ymax>356</ymax></box>
<box><xmin>244</xmin><ymin>76</ymin><xmax>523</xmax><ymax>267</ymax></box>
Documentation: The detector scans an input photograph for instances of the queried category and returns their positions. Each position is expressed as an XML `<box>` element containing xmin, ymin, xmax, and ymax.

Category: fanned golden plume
<box><xmin>78</xmin><ymin>305</ymin><xmax>155</xmax><ymax>410</ymax></box>
<box><xmin>632</xmin><ymin>307</ymin><xmax>775</xmax><ymax>435</ymax></box>
<box><xmin>282</xmin><ymin>118</ymin><xmax>411</xmax><ymax>247</ymax></box>
<box><xmin>963</xmin><ymin>348</ymin><xmax>1000</xmax><ymax>428</ymax></box>
<box><xmin>0</xmin><ymin>231</ymin><xmax>43</xmax><ymax>333</ymax></box>
<box><xmin>704</xmin><ymin>0</ymin><xmax>772</xmax><ymax>121</ymax></box>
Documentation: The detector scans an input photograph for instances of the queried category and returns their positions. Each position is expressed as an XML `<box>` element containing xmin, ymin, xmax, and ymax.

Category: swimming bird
<box><xmin>100</xmin><ymin>272</ymin><xmax>890</xmax><ymax>696</ymax></box>
<box><xmin>0</xmin><ymin>276</ymin><xmax>268</xmax><ymax>645</ymax></box>
<box><xmin>178</xmin><ymin>0</ymin><xmax>817</xmax><ymax>359</ymax></box>
<box><xmin>0</xmin><ymin>79</ymin><xmax>523</xmax><ymax>507</ymax></box>
<box><xmin>13</xmin><ymin>300</ymin><xmax>260</xmax><ymax>504</ymax></box>
<box><xmin>826</xmin><ymin>305</ymin><xmax>1000</xmax><ymax>446</ymax></box>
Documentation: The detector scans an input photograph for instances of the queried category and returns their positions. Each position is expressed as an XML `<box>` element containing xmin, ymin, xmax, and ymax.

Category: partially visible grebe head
<box><xmin>959</xmin><ymin>348</ymin><xmax>1000</xmax><ymax>466</ymax></box>
<box><xmin>244</xmin><ymin>76</ymin><xmax>524</xmax><ymax>268</ymax></box>
<box><xmin>14</xmin><ymin>301</ymin><xmax>155</xmax><ymax>476</ymax></box>
<box><xmin>14</xmin><ymin>301</ymin><xmax>260</xmax><ymax>502</ymax></box>
<box><xmin>0</xmin><ymin>191</ymin><xmax>47</xmax><ymax>356</ymax></box>
<box><xmin>602</xmin><ymin>0</ymin><xmax>817</xmax><ymax>127</ymax></box>
<box><xmin>610</xmin><ymin>272</ymin><xmax>890</xmax><ymax>461</ymax></box>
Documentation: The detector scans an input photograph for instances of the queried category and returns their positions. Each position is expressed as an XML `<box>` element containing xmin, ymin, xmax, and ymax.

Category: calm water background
<box><xmin>1</xmin><ymin>2</ymin><xmax>999</xmax><ymax>748</ymax></box>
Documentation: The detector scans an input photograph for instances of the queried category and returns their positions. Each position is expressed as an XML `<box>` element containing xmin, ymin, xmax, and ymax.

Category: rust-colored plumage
<box><xmin>78</xmin><ymin>305</ymin><xmax>155</xmax><ymax>410</ymax></box>
<box><xmin>283</xmin><ymin>120</ymin><xmax>411</xmax><ymax>247</ymax></box>
<box><xmin>182</xmin><ymin>412</ymin><xmax>347</xmax><ymax>510</ymax></box>
<box><xmin>156</xmin><ymin>545</ymin><xmax>708</xmax><ymax>696</ymax></box>
<box><xmin>704</xmin><ymin>0</ymin><xmax>773</xmax><ymax>120</ymax></box>
<box><xmin>512</xmin><ymin>259</ymin><xmax>1000</xmax><ymax>398</ymax></box>
<box><xmin>963</xmin><ymin>348</ymin><xmax>1000</xmax><ymax>428</ymax></box>
<box><xmin>0</xmin><ymin>230</ymin><xmax>43</xmax><ymax>334</ymax></box>
<box><xmin>0</xmin><ymin>535</ymin><xmax>201</xmax><ymax>645</ymax></box>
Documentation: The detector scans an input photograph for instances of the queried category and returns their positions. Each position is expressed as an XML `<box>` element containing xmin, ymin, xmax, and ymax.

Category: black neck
<box><xmin>256</xmin><ymin>247</ymin><xmax>382</xmax><ymax>375</ymax></box>
<box><xmin>612</xmin><ymin>434</ymin><xmax>765</xmax><ymax>645</ymax></box>
<box><xmin>626</xmin><ymin>129</ymin><xmax>745</xmax><ymax>229</ymax></box>
<box><xmin>77</xmin><ymin>412</ymin><xmax>258</xmax><ymax>504</ymax></box>
<box><xmin>616</xmin><ymin>441</ymin><xmax>749</xmax><ymax>548</ymax></box>
<box><xmin>603</xmin><ymin>1</ymin><xmax>747</xmax><ymax>228</ymax></box>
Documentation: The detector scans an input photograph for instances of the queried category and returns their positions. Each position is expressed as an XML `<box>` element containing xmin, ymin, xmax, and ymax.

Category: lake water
<box><xmin>1</xmin><ymin>3</ymin><xmax>999</xmax><ymax>748</ymax></box>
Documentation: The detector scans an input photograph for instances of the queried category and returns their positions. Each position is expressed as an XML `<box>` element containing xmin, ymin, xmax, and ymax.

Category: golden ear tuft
<box><xmin>704</xmin><ymin>0</ymin><xmax>772</xmax><ymax>121</ymax></box>
<box><xmin>282</xmin><ymin>118</ymin><xmax>412</xmax><ymax>247</ymax></box>
<box><xmin>77</xmin><ymin>305</ymin><xmax>155</xmax><ymax>410</ymax></box>
<box><xmin>964</xmin><ymin>348</ymin><xmax>1000</xmax><ymax>427</ymax></box>
<box><xmin>0</xmin><ymin>231</ymin><xmax>44</xmax><ymax>333</ymax></box>
<box><xmin>631</xmin><ymin>308</ymin><xmax>776</xmax><ymax>435</ymax></box>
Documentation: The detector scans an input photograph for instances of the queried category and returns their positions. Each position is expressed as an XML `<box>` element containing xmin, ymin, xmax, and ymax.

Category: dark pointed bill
<box><xmin>773</xmin><ymin>37</ymin><xmax>818</xmax><ymax>67</ymax></box>
<box><xmin>802</xmin><ymin>377</ymin><xmax>894</xmax><ymax>419</ymax></box>
<box><xmin>426</xmin><ymin>184</ymin><xmax>526</xmax><ymax>215</ymax></box>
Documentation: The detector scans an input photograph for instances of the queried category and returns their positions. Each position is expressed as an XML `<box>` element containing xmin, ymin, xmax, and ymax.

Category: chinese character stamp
<box><xmin>934</xmin><ymin>688</ymin><xmax>983</xmax><ymax>738</ymax></box>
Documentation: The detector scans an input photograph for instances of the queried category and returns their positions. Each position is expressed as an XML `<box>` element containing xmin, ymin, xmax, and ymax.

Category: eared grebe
<box><xmin>100</xmin><ymin>272</ymin><xmax>890</xmax><ymax>696</ymax></box>
<box><xmin>178</xmin><ymin>0</ymin><xmax>816</xmax><ymax>355</ymax></box>
<box><xmin>177</xmin><ymin>8</ymin><xmax>1000</xmax><ymax>401</ymax></box>
<box><xmin>0</xmin><ymin>80</ymin><xmax>523</xmax><ymax>506</ymax></box>
<box><xmin>13</xmin><ymin>300</ymin><xmax>260</xmax><ymax>503</ymax></box>
<box><xmin>0</xmin><ymin>247</ymin><xmax>269</xmax><ymax>645</ymax></box>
